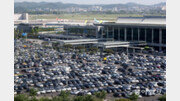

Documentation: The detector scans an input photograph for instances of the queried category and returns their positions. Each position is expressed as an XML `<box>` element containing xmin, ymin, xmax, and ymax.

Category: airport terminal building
<box><xmin>16</xmin><ymin>16</ymin><xmax>166</xmax><ymax>53</ymax></box>
<box><xmin>94</xmin><ymin>16</ymin><xmax>166</xmax><ymax>51</ymax></box>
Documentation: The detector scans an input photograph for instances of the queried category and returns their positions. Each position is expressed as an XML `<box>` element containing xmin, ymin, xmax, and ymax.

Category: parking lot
<box><xmin>14</xmin><ymin>39</ymin><xmax>166</xmax><ymax>100</ymax></box>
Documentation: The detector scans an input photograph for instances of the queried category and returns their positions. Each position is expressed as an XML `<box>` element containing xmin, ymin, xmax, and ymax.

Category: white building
<box><xmin>14</xmin><ymin>13</ymin><xmax>29</xmax><ymax>24</ymax></box>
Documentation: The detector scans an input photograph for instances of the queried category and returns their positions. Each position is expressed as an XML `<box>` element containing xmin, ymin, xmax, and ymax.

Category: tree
<box><xmin>89</xmin><ymin>47</ymin><xmax>99</xmax><ymax>55</ymax></box>
<box><xmin>104</xmin><ymin>49</ymin><xmax>114</xmax><ymax>55</ymax></box>
<box><xmin>31</xmin><ymin>28</ymin><xmax>35</xmax><ymax>34</ymax></box>
<box><xmin>83</xmin><ymin>95</ymin><xmax>95</xmax><ymax>101</ymax></box>
<box><xmin>14</xmin><ymin>94</ymin><xmax>30</xmax><ymax>101</ymax></box>
<box><xmin>20</xmin><ymin>29</ymin><xmax>23</xmax><ymax>34</ymax></box>
<box><xmin>63</xmin><ymin>44</ymin><xmax>73</xmax><ymax>52</ymax></box>
<box><xmin>30</xmin><ymin>97</ymin><xmax>38</xmax><ymax>101</ymax></box>
<box><xmin>52</xmin><ymin>42</ymin><xmax>60</xmax><ymax>51</ymax></box>
<box><xmin>75</xmin><ymin>45</ymin><xmax>85</xmax><ymax>53</ymax></box>
<box><xmin>39</xmin><ymin>97</ymin><xmax>52</xmax><ymax>101</ymax></box>
<box><xmin>73</xmin><ymin>95</ymin><xmax>95</xmax><ymax>101</ymax></box>
<box><xmin>73</xmin><ymin>96</ymin><xmax>84</xmax><ymax>101</ymax></box>
<box><xmin>94</xmin><ymin>91</ymin><xmax>107</xmax><ymax>99</ymax></box>
<box><xmin>129</xmin><ymin>93</ymin><xmax>139</xmax><ymax>101</ymax></box>
<box><xmin>158</xmin><ymin>94</ymin><xmax>166</xmax><ymax>101</ymax></box>
<box><xmin>115</xmin><ymin>99</ymin><xmax>131</xmax><ymax>101</ymax></box>
<box><xmin>29</xmin><ymin>88</ymin><xmax>38</xmax><ymax>97</ymax></box>
<box><xmin>14</xmin><ymin>29</ymin><xmax>19</xmax><ymax>39</ymax></box>
<box><xmin>34</xmin><ymin>28</ymin><xmax>39</xmax><ymax>34</ymax></box>
<box><xmin>58</xmin><ymin>91</ymin><xmax>71</xmax><ymax>101</ymax></box>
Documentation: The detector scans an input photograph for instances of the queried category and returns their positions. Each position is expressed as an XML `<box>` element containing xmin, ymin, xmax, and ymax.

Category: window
<box><xmin>140</xmin><ymin>28</ymin><xmax>145</xmax><ymax>41</ymax></box>
<box><xmin>114</xmin><ymin>28</ymin><xmax>119</xmax><ymax>40</ymax></box>
<box><xmin>120</xmin><ymin>28</ymin><xmax>125</xmax><ymax>41</ymax></box>
<box><xmin>153</xmin><ymin>29</ymin><xmax>160</xmax><ymax>43</ymax></box>
<box><xmin>162</xmin><ymin>29</ymin><xmax>166</xmax><ymax>44</ymax></box>
<box><xmin>146</xmin><ymin>28</ymin><xmax>152</xmax><ymax>43</ymax></box>
<box><xmin>127</xmin><ymin>28</ymin><xmax>132</xmax><ymax>41</ymax></box>
<box><xmin>133</xmin><ymin>28</ymin><xmax>138</xmax><ymax>41</ymax></box>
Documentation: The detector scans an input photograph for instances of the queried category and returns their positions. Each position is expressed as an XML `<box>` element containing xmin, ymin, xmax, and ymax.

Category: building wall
<box><xmin>99</xmin><ymin>26</ymin><xmax>166</xmax><ymax>51</ymax></box>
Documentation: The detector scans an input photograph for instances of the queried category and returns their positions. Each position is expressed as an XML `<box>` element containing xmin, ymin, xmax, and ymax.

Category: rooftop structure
<box><xmin>116</xmin><ymin>16</ymin><xmax>166</xmax><ymax>25</ymax></box>
<box><xmin>95</xmin><ymin>16</ymin><xmax>166</xmax><ymax>28</ymax></box>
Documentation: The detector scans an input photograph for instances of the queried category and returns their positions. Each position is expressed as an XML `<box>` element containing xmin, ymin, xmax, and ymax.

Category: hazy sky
<box><xmin>14</xmin><ymin>0</ymin><xmax>166</xmax><ymax>5</ymax></box>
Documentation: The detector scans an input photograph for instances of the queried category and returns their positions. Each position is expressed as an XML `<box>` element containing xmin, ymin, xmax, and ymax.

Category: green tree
<box><xmin>16</xmin><ymin>29</ymin><xmax>21</xmax><ymax>38</ymax></box>
<box><xmin>14</xmin><ymin>29</ymin><xmax>19</xmax><ymax>39</ymax></box>
<box><xmin>129</xmin><ymin>93</ymin><xmax>139</xmax><ymax>101</ymax></box>
<box><xmin>83</xmin><ymin>95</ymin><xmax>94</xmax><ymax>101</ymax></box>
<box><xmin>104</xmin><ymin>49</ymin><xmax>114</xmax><ymax>55</ymax></box>
<box><xmin>115</xmin><ymin>99</ymin><xmax>131</xmax><ymax>101</ymax></box>
<box><xmin>73</xmin><ymin>95</ymin><xmax>95</xmax><ymax>101</ymax></box>
<box><xmin>75</xmin><ymin>45</ymin><xmax>85</xmax><ymax>53</ymax></box>
<box><xmin>63</xmin><ymin>44</ymin><xmax>73</xmax><ymax>52</ymax></box>
<box><xmin>58</xmin><ymin>91</ymin><xmax>71</xmax><ymax>101</ymax></box>
<box><xmin>34</xmin><ymin>28</ymin><xmax>39</xmax><ymax>34</ymax></box>
<box><xmin>73</xmin><ymin>96</ymin><xmax>84</xmax><ymax>101</ymax></box>
<box><xmin>30</xmin><ymin>97</ymin><xmax>38</xmax><ymax>101</ymax></box>
<box><xmin>14</xmin><ymin>94</ymin><xmax>30</xmax><ymax>101</ymax></box>
<box><xmin>94</xmin><ymin>91</ymin><xmax>107</xmax><ymax>99</ymax></box>
<box><xmin>89</xmin><ymin>47</ymin><xmax>98</xmax><ymax>55</ymax></box>
<box><xmin>158</xmin><ymin>94</ymin><xmax>166</xmax><ymax>101</ymax></box>
<box><xmin>20</xmin><ymin>29</ymin><xmax>23</xmax><ymax>34</ymax></box>
<box><xmin>29</xmin><ymin>88</ymin><xmax>38</xmax><ymax>97</ymax></box>
<box><xmin>39</xmin><ymin>97</ymin><xmax>52</xmax><ymax>101</ymax></box>
<box><xmin>52</xmin><ymin>42</ymin><xmax>60</xmax><ymax>51</ymax></box>
<box><xmin>31</xmin><ymin>28</ymin><xmax>35</xmax><ymax>34</ymax></box>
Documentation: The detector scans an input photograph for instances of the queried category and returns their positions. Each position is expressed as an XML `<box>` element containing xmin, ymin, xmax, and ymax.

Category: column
<box><xmin>107</xmin><ymin>27</ymin><xmax>109</xmax><ymax>38</ymax></box>
<box><xmin>96</xmin><ymin>27</ymin><xmax>98</xmax><ymax>38</ymax></box>
<box><xmin>133</xmin><ymin>48</ymin><xmax>135</xmax><ymax>53</ymax></box>
<box><xmin>101</xmin><ymin>28</ymin><xmax>104</xmax><ymax>38</ymax></box>
<box><xmin>118</xmin><ymin>27</ymin><xmax>120</xmax><ymax>41</ymax></box>
<box><xmin>138</xmin><ymin>28</ymin><xmax>140</xmax><ymax>41</ymax></box>
<box><xmin>124</xmin><ymin>28</ymin><xmax>127</xmax><ymax>41</ymax></box>
<box><xmin>152</xmin><ymin>28</ymin><xmax>154</xmax><ymax>43</ymax></box>
<box><xmin>159</xmin><ymin>47</ymin><xmax>162</xmax><ymax>51</ymax></box>
<box><xmin>66</xmin><ymin>27</ymin><xmax>69</xmax><ymax>35</ymax></box>
<box><xmin>131</xmin><ymin>28</ymin><xmax>133</xmax><ymax>41</ymax></box>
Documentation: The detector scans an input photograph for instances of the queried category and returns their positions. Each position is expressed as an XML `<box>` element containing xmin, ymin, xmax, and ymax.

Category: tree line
<box><xmin>15</xmin><ymin>88</ymin><xmax>149</xmax><ymax>101</ymax></box>
<box><xmin>14</xmin><ymin>28</ymin><xmax>39</xmax><ymax>39</ymax></box>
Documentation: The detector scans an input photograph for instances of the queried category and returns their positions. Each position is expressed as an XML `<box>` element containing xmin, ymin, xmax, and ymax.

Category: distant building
<box><xmin>14</xmin><ymin>13</ymin><xmax>29</xmax><ymax>24</ymax></box>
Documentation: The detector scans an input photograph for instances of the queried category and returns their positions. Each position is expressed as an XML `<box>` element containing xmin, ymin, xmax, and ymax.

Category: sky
<box><xmin>14</xmin><ymin>0</ymin><xmax>166</xmax><ymax>5</ymax></box>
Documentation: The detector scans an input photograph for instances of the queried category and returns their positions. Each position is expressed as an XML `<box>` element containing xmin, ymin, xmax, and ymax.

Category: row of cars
<box><xmin>14</xmin><ymin>39</ymin><xmax>166</xmax><ymax>98</ymax></box>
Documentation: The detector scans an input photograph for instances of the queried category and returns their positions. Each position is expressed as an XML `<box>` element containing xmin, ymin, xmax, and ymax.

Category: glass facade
<box><xmin>133</xmin><ymin>28</ymin><xmax>138</xmax><ymax>41</ymax></box>
<box><xmin>108</xmin><ymin>27</ymin><xmax>113</xmax><ymax>38</ymax></box>
<box><xmin>140</xmin><ymin>28</ymin><xmax>145</xmax><ymax>41</ymax></box>
<box><xmin>114</xmin><ymin>28</ymin><xmax>119</xmax><ymax>40</ymax></box>
<box><xmin>127</xmin><ymin>28</ymin><xmax>132</xmax><ymax>41</ymax></box>
<box><xmin>153</xmin><ymin>29</ymin><xmax>160</xmax><ymax>43</ymax></box>
<box><xmin>100</xmin><ymin>26</ymin><xmax>166</xmax><ymax>50</ymax></box>
<box><xmin>162</xmin><ymin>29</ymin><xmax>166</xmax><ymax>44</ymax></box>
<box><xmin>120</xmin><ymin>29</ymin><xmax>125</xmax><ymax>41</ymax></box>
<box><xmin>146</xmin><ymin>28</ymin><xmax>152</xmax><ymax>43</ymax></box>
<box><xmin>104</xmin><ymin>27</ymin><xmax>108</xmax><ymax>38</ymax></box>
